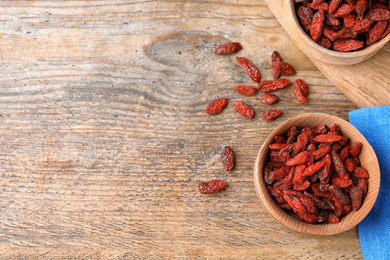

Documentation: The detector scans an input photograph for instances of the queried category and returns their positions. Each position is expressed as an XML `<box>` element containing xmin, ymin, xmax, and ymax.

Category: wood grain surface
<box><xmin>0</xmin><ymin>1</ymin><xmax>363</xmax><ymax>259</ymax></box>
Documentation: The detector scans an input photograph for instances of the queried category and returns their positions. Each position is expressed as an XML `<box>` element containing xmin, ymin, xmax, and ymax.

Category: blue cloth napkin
<box><xmin>349</xmin><ymin>106</ymin><xmax>390</xmax><ymax>260</ymax></box>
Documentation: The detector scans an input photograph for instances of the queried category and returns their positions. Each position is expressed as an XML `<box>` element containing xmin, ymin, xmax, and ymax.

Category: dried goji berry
<box><xmin>274</xmin><ymin>135</ymin><xmax>286</xmax><ymax>143</ymax></box>
<box><xmin>308</xmin><ymin>2</ymin><xmax>329</xmax><ymax>12</ymax></box>
<box><xmin>331</xmin><ymin>149</ymin><xmax>348</xmax><ymax>178</ymax></box>
<box><xmin>343</xmin><ymin>14</ymin><xmax>357</xmax><ymax>28</ymax></box>
<box><xmin>214</xmin><ymin>42</ymin><xmax>242</xmax><ymax>55</ymax></box>
<box><xmin>293</xmin><ymin>180</ymin><xmax>311</xmax><ymax>191</ymax></box>
<box><xmin>261</xmin><ymin>94</ymin><xmax>279</xmax><ymax>105</ymax></box>
<box><xmin>298</xmin><ymin>5</ymin><xmax>315</xmax><ymax>33</ymax></box>
<box><xmin>356</xmin><ymin>0</ymin><xmax>368</xmax><ymax>19</ymax></box>
<box><xmin>313</xmin><ymin>134</ymin><xmax>343</xmax><ymax>143</ymax></box>
<box><xmin>262</xmin><ymin>110</ymin><xmax>283</xmax><ymax>121</ymax></box>
<box><xmin>329</xmin><ymin>185</ymin><xmax>350</xmax><ymax>204</ymax></box>
<box><xmin>234</xmin><ymin>101</ymin><xmax>254</xmax><ymax>119</ymax></box>
<box><xmin>330</xmin><ymin>4</ymin><xmax>356</xmax><ymax>18</ymax></box>
<box><xmin>365</xmin><ymin>8</ymin><xmax>390</xmax><ymax>21</ymax></box>
<box><xmin>268</xmin><ymin>186</ymin><xmax>286</xmax><ymax>205</ymax></box>
<box><xmin>338</xmin><ymin>145</ymin><xmax>351</xmax><ymax>161</ymax></box>
<box><xmin>310</xmin><ymin>10</ymin><xmax>325</xmax><ymax>42</ymax></box>
<box><xmin>199</xmin><ymin>180</ymin><xmax>227</xmax><ymax>194</ymax></box>
<box><xmin>354</xmin><ymin>19</ymin><xmax>374</xmax><ymax>33</ymax></box>
<box><xmin>279</xmin><ymin>62</ymin><xmax>296</xmax><ymax>76</ymax></box>
<box><xmin>380</xmin><ymin>23</ymin><xmax>390</xmax><ymax>39</ymax></box>
<box><xmin>286</xmin><ymin>151</ymin><xmax>309</xmax><ymax>166</ymax></box>
<box><xmin>294</xmin><ymin>131</ymin><xmax>310</xmax><ymax>154</ymax></box>
<box><xmin>344</xmin><ymin>158</ymin><xmax>356</xmax><ymax>172</ymax></box>
<box><xmin>350</xmin><ymin>186</ymin><xmax>363</xmax><ymax>210</ymax></box>
<box><xmin>352</xmin><ymin>167</ymin><xmax>370</xmax><ymax>178</ymax></box>
<box><xmin>357</xmin><ymin>178</ymin><xmax>368</xmax><ymax>198</ymax></box>
<box><xmin>302</xmin><ymin>161</ymin><xmax>326</xmax><ymax>177</ymax></box>
<box><xmin>367</xmin><ymin>21</ymin><xmax>388</xmax><ymax>46</ymax></box>
<box><xmin>236</xmin><ymin>57</ymin><xmax>261</xmax><ymax>83</ymax></box>
<box><xmin>326</xmin><ymin>13</ymin><xmax>341</xmax><ymax>26</ymax></box>
<box><xmin>293</xmin><ymin>79</ymin><xmax>309</xmax><ymax>103</ymax></box>
<box><xmin>312</xmin><ymin>146</ymin><xmax>331</xmax><ymax>160</ymax></box>
<box><xmin>272</xmin><ymin>51</ymin><xmax>282</xmax><ymax>79</ymax></box>
<box><xmin>317</xmin><ymin>35</ymin><xmax>332</xmax><ymax>49</ymax></box>
<box><xmin>258</xmin><ymin>79</ymin><xmax>291</xmax><ymax>93</ymax></box>
<box><xmin>206</xmin><ymin>98</ymin><xmax>228</xmax><ymax>115</ymax></box>
<box><xmin>327</xmin><ymin>211</ymin><xmax>340</xmax><ymax>223</ymax></box>
<box><xmin>274</xmin><ymin>166</ymin><xmax>295</xmax><ymax>190</ymax></box>
<box><xmin>221</xmin><ymin>146</ymin><xmax>235</xmax><ymax>171</ymax></box>
<box><xmin>331</xmin><ymin>177</ymin><xmax>353</xmax><ymax>188</ymax></box>
<box><xmin>269</xmin><ymin>143</ymin><xmax>287</xmax><ymax>150</ymax></box>
<box><xmin>350</xmin><ymin>141</ymin><xmax>362</xmax><ymax>156</ymax></box>
<box><xmin>329</xmin><ymin>0</ymin><xmax>343</xmax><ymax>13</ymax></box>
<box><xmin>235</xmin><ymin>85</ymin><xmax>258</xmax><ymax>96</ymax></box>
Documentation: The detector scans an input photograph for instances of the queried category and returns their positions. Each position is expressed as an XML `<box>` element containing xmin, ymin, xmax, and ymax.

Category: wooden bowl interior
<box><xmin>254</xmin><ymin>113</ymin><xmax>380</xmax><ymax>235</ymax></box>
<box><xmin>285</xmin><ymin>0</ymin><xmax>390</xmax><ymax>65</ymax></box>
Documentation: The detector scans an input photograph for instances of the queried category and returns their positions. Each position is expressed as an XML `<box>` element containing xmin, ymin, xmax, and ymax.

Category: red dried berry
<box><xmin>262</xmin><ymin>110</ymin><xmax>283</xmax><ymax>121</ymax></box>
<box><xmin>206</xmin><ymin>98</ymin><xmax>228</xmax><ymax>115</ymax></box>
<box><xmin>365</xmin><ymin>8</ymin><xmax>390</xmax><ymax>22</ymax></box>
<box><xmin>298</xmin><ymin>5</ymin><xmax>315</xmax><ymax>33</ymax></box>
<box><xmin>367</xmin><ymin>21</ymin><xmax>388</xmax><ymax>46</ymax></box>
<box><xmin>261</xmin><ymin>94</ymin><xmax>279</xmax><ymax>105</ymax></box>
<box><xmin>317</xmin><ymin>36</ymin><xmax>332</xmax><ymax>49</ymax></box>
<box><xmin>310</xmin><ymin>10</ymin><xmax>325</xmax><ymax>42</ymax></box>
<box><xmin>350</xmin><ymin>141</ymin><xmax>362</xmax><ymax>156</ymax></box>
<box><xmin>235</xmin><ymin>85</ymin><xmax>258</xmax><ymax>96</ymax></box>
<box><xmin>199</xmin><ymin>180</ymin><xmax>227</xmax><ymax>194</ymax></box>
<box><xmin>214</xmin><ymin>42</ymin><xmax>242</xmax><ymax>55</ymax></box>
<box><xmin>293</xmin><ymin>79</ymin><xmax>309</xmax><ymax>103</ymax></box>
<box><xmin>330</xmin><ymin>4</ymin><xmax>356</xmax><ymax>18</ymax></box>
<box><xmin>221</xmin><ymin>146</ymin><xmax>235</xmax><ymax>171</ymax></box>
<box><xmin>258</xmin><ymin>79</ymin><xmax>291</xmax><ymax>93</ymax></box>
<box><xmin>236</xmin><ymin>57</ymin><xmax>261</xmax><ymax>83</ymax></box>
<box><xmin>329</xmin><ymin>0</ymin><xmax>342</xmax><ymax>14</ymax></box>
<box><xmin>234</xmin><ymin>101</ymin><xmax>254</xmax><ymax>119</ymax></box>
<box><xmin>332</xmin><ymin>39</ymin><xmax>364</xmax><ymax>52</ymax></box>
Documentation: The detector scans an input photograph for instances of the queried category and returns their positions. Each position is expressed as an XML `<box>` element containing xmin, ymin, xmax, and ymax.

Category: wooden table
<box><xmin>0</xmin><ymin>1</ymin><xmax>364</xmax><ymax>258</ymax></box>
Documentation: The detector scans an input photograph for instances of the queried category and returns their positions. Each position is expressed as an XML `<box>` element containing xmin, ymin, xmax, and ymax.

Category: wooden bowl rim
<box><xmin>253</xmin><ymin>113</ymin><xmax>380</xmax><ymax>235</ymax></box>
<box><xmin>287</xmin><ymin>0</ymin><xmax>390</xmax><ymax>64</ymax></box>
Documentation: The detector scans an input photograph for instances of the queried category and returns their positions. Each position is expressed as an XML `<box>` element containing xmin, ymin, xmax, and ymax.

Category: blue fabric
<box><xmin>349</xmin><ymin>106</ymin><xmax>390</xmax><ymax>260</ymax></box>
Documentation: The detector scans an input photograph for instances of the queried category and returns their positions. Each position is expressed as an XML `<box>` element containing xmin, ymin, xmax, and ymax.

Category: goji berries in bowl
<box><xmin>253</xmin><ymin>113</ymin><xmax>380</xmax><ymax>235</ymax></box>
<box><xmin>286</xmin><ymin>0</ymin><xmax>390</xmax><ymax>65</ymax></box>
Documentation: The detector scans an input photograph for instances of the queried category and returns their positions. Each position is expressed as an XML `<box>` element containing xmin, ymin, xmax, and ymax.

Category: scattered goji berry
<box><xmin>221</xmin><ymin>146</ymin><xmax>235</xmax><ymax>171</ymax></box>
<box><xmin>293</xmin><ymin>79</ymin><xmax>309</xmax><ymax>103</ymax></box>
<box><xmin>206</xmin><ymin>98</ymin><xmax>228</xmax><ymax>115</ymax></box>
<box><xmin>261</xmin><ymin>94</ymin><xmax>279</xmax><ymax>105</ymax></box>
<box><xmin>199</xmin><ymin>180</ymin><xmax>226</xmax><ymax>194</ymax></box>
<box><xmin>234</xmin><ymin>101</ymin><xmax>254</xmax><ymax>119</ymax></box>
<box><xmin>236</xmin><ymin>56</ymin><xmax>261</xmax><ymax>83</ymax></box>
<box><xmin>365</xmin><ymin>8</ymin><xmax>390</xmax><ymax>21</ymax></box>
<box><xmin>258</xmin><ymin>79</ymin><xmax>291</xmax><ymax>93</ymax></box>
<box><xmin>235</xmin><ymin>85</ymin><xmax>258</xmax><ymax>96</ymax></box>
<box><xmin>262</xmin><ymin>110</ymin><xmax>283</xmax><ymax>121</ymax></box>
<box><xmin>214</xmin><ymin>42</ymin><xmax>242</xmax><ymax>55</ymax></box>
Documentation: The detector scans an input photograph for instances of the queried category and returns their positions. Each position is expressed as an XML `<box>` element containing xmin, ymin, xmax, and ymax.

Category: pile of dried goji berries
<box><xmin>206</xmin><ymin>42</ymin><xmax>309</xmax><ymax>122</ymax></box>
<box><xmin>296</xmin><ymin>0</ymin><xmax>390</xmax><ymax>52</ymax></box>
<box><xmin>198</xmin><ymin>146</ymin><xmax>235</xmax><ymax>194</ymax></box>
<box><xmin>265</xmin><ymin>123</ymin><xmax>369</xmax><ymax>224</ymax></box>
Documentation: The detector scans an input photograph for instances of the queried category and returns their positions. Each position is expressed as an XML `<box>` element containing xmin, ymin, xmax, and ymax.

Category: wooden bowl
<box><xmin>253</xmin><ymin>113</ymin><xmax>380</xmax><ymax>235</ymax></box>
<box><xmin>271</xmin><ymin>0</ymin><xmax>390</xmax><ymax>65</ymax></box>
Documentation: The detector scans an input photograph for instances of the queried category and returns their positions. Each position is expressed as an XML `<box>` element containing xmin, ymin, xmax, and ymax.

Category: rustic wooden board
<box><xmin>0</xmin><ymin>1</ymin><xmax>363</xmax><ymax>259</ymax></box>
<box><xmin>265</xmin><ymin>0</ymin><xmax>390</xmax><ymax>108</ymax></box>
